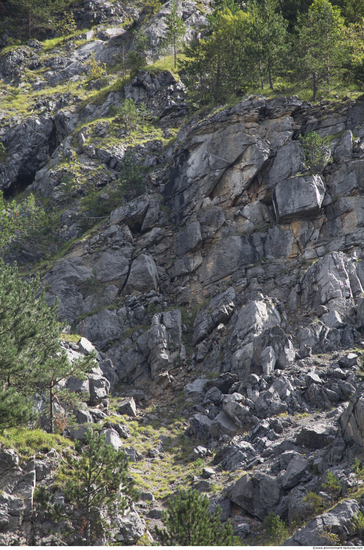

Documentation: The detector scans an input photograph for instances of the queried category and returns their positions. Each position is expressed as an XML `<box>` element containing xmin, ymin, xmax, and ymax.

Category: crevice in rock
<box><xmin>48</xmin><ymin>122</ymin><xmax>58</xmax><ymax>157</ymax></box>
<box><xmin>3</xmin><ymin>170</ymin><xmax>36</xmax><ymax>199</ymax></box>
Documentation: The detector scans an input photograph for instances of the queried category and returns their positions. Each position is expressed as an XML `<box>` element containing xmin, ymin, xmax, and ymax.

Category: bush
<box><xmin>62</xmin><ymin>429</ymin><xmax>137</xmax><ymax>545</ymax></box>
<box><xmin>263</xmin><ymin>512</ymin><xmax>289</xmax><ymax>545</ymax></box>
<box><xmin>119</xmin><ymin>149</ymin><xmax>145</xmax><ymax>196</ymax></box>
<box><xmin>322</xmin><ymin>471</ymin><xmax>342</xmax><ymax>503</ymax></box>
<box><xmin>299</xmin><ymin>131</ymin><xmax>332</xmax><ymax>174</ymax></box>
<box><xmin>88</xmin><ymin>52</ymin><xmax>107</xmax><ymax>81</ymax></box>
<box><xmin>154</xmin><ymin>488</ymin><xmax>238</xmax><ymax>545</ymax></box>
<box><xmin>352</xmin><ymin>511</ymin><xmax>364</xmax><ymax>538</ymax></box>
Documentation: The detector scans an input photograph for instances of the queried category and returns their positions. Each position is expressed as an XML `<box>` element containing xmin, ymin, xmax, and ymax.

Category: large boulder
<box><xmin>281</xmin><ymin>456</ymin><xmax>310</xmax><ymax>490</ymax></box>
<box><xmin>76</xmin><ymin>309</ymin><xmax>125</xmax><ymax>350</ymax></box>
<box><xmin>272</xmin><ymin>175</ymin><xmax>325</xmax><ymax>223</ymax></box>
<box><xmin>213</xmin><ymin>438</ymin><xmax>258</xmax><ymax>471</ymax></box>
<box><xmin>228</xmin><ymin>472</ymin><xmax>281</xmax><ymax>520</ymax></box>
<box><xmin>175</xmin><ymin>222</ymin><xmax>202</xmax><ymax>255</ymax></box>
<box><xmin>124</xmin><ymin>254</ymin><xmax>159</xmax><ymax>295</ymax></box>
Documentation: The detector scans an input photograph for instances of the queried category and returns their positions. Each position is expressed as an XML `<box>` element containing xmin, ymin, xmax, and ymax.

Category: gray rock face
<box><xmin>266</xmin><ymin>141</ymin><xmax>304</xmax><ymax>191</ymax></box>
<box><xmin>339</xmin><ymin>384</ymin><xmax>364</xmax><ymax>447</ymax></box>
<box><xmin>0</xmin><ymin>115</ymin><xmax>54</xmax><ymax>192</ymax></box>
<box><xmin>124</xmin><ymin>254</ymin><xmax>159</xmax><ymax>295</ymax></box>
<box><xmin>300</xmin><ymin>251</ymin><xmax>363</xmax><ymax>313</ymax></box>
<box><xmin>116</xmin><ymin>511</ymin><xmax>146</xmax><ymax>545</ymax></box>
<box><xmin>192</xmin><ymin>287</ymin><xmax>236</xmax><ymax>345</ymax></box>
<box><xmin>189</xmin><ymin>413</ymin><xmax>212</xmax><ymax>440</ymax></box>
<box><xmin>118</xmin><ymin>397</ymin><xmax>137</xmax><ymax>417</ymax></box>
<box><xmin>102</xmin><ymin>428</ymin><xmax>123</xmax><ymax>450</ymax></box>
<box><xmin>175</xmin><ymin>222</ymin><xmax>202</xmax><ymax>256</ymax></box>
<box><xmin>76</xmin><ymin>309</ymin><xmax>125</xmax><ymax>350</ymax></box>
<box><xmin>273</xmin><ymin>175</ymin><xmax>325</xmax><ymax>223</ymax></box>
<box><xmin>210</xmin><ymin>411</ymin><xmax>239</xmax><ymax>438</ymax></box>
<box><xmin>333</xmin><ymin>130</ymin><xmax>352</xmax><ymax>163</ymax></box>
<box><xmin>282</xmin><ymin>456</ymin><xmax>310</xmax><ymax>489</ymax></box>
<box><xmin>213</xmin><ymin>438</ymin><xmax>257</xmax><ymax>471</ymax></box>
<box><xmin>296</xmin><ymin>424</ymin><xmax>335</xmax><ymax>449</ymax></box>
<box><xmin>184</xmin><ymin>377</ymin><xmax>207</xmax><ymax>404</ymax></box>
<box><xmin>283</xmin><ymin>499</ymin><xmax>359</xmax><ymax>546</ymax></box>
<box><xmin>261</xmin><ymin>346</ymin><xmax>276</xmax><ymax>375</ymax></box>
<box><xmin>164</xmin><ymin>97</ymin><xmax>301</xmax><ymax>216</ymax></box>
<box><xmin>88</xmin><ymin>374</ymin><xmax>111</xmax><ymax>405</ymax></box>
<box><xmin>229</xmin><ymin>472</ymin><xmax>281</xmax><ymax>520</ymax></box>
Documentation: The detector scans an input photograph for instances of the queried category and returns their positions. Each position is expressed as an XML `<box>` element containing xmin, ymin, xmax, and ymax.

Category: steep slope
<box><xmin>2</xmin><ymin>1</ymin><xmax>364</xmax><ymax>545</ymax></box>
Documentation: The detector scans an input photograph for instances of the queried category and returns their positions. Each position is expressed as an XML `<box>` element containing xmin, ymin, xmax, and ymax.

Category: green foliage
<box><xmin>295</xmin><ymin>0</ymin><xmax>346</xmax><ymax>100</ymax></box>
<box><xmin>119</xmin><ymin>149</ymin><xmax>145</xmax><ymax>196</ymax></box>
<box><xmin>302</xmin><ymin>491</ymin><xmax>326</xmax><ymax>517</ymax></box>
<box><xmin>0</xmin><ymin>142</ymin><xmax>7</xmax><ymax>162</ymax></box>
<box><xmin>299</xmin><ymin>131</ymin><xmax>332</xmax><ymax>173</ymax></box>
<box><xmin>0</xmin><ymin>192</ymin><xmax>62</xmax><ymax>258</ymax></box>
<box><xmin>6</xmin><ymin>0</ymin><xmax>72</xmax><ymax>39</ymax></box>
<box><xmin>245</xmin><ymin>0</ymin><xmax>289</xmax><ymax>91</ymax></box>
<box><xmin>180</xmin><ymin>9</ymin><xmax>251</xmax><ymax>104</ymax></box>
<box><xmin>263</xmin><ymin>512</ymin><xmax>289</xmax><ymax>545</ymax></box>
<box><xmin>126</xmin><ymin>29</ymin><xmax>150</xmax><ymax>76</ymax></box>
<box><xmin>115</xmin><ymin>98</ymin><xmax>141</xmax><ymax>130</ymax></box>
<box><xmin>352</xmin><ymin>510</ymin><xmax>364</xmax><ymax>537</ymax></box>
<box><xmin>154</xmin><ymin>488</ymin><xmax>238</xmax><ymax>545</ymax></box>
<box><xmin>160</xmin><ymin>1</ymin><xmax>186</xmax><ymax>68</ymax></box>
<box><xmin>322</xmin><ymin>471</ymin><xmax>342</xmax><ymax>502</ymax></box>
<box><xmin>0</xmin><ymin>259</ymin><xmax>95</xmax><ymax>432</ymax></box>
<box><xmin>343</xmin><ymin>0</ymin><xmax>364</xmax><ymax>22</ymax></box>
<box><xmin>143</xmin><ymin>0</ymin><xmax>162</xmax><ymax>21</ymax></box>
<box><xmin>58</xmin><ymin>10</ymin><xmax>77</xmax><ymax>36</ymax></box>
<box><xmin>61</xmin><ymin>429</ymin><xmax>137</xmax><ymax>545</ymax></box>
<box><xmin>88</xmin><ymin>52</ymin><xmax>107</xmax><ymax>81</ymax></box>
<box><xmin>0</xmin><ymin>427</ymin><xmax>73</xmax><ymax>460</ymax></box>
<box><xmin>353</xmin><ymin>457</ymin><xmax>364</xmax><ymax>476</ymax></box>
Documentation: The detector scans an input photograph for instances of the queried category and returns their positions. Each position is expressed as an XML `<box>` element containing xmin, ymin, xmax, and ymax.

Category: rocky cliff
<box><xmin>2</xmin><ymin>0</ymin><xmax>364</xmax><ymax>545</ymax></box>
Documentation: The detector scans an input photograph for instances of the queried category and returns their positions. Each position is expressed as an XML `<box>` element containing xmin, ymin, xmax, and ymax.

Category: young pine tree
<box><xmin>62</xmin><ymin>429</ymin><xmax>137</xmax><ymax>545</ymax></box>
<box><xmin>160</xmin><ymin>1</ymin><xmax>186</xmax><ymax>68</ymax></box>
<box><xmin>155</xmin><ymin>488</ymin><xmax>238</xmax><ymax>545</ymax></box>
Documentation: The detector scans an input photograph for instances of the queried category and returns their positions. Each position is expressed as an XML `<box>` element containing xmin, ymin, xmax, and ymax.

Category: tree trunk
<box><xmin>259</xmin><ymin>60</ymin><xmax>264</xmax><ymax>90</ymax></box>
<box><xmin>268</xmin><ymin>59</ymin><xmax>274</xmax><ymax>90</ymax></box>
<box><xmin>312</xmin><ymin>71</ymin><xmax>317</xmax><ymax>102</ymax></box>
<box><xmin>28</xmin><ymin>10</ymin><xmax>32</xmax><ymax>40</ymax></box>
<box><xmin>49</xmin><ymin>382</ymin><xmax>53</xmax><ymax>434</ymax></box>
<box><xmin>86</xmin><ymin>483</ymin><xmax>91</xmax><ymax>545</ymax></box>
<box><xmin>173</xmin><ymin>37</ymin><xmax>177</xmax><ymax>69</ymax></box>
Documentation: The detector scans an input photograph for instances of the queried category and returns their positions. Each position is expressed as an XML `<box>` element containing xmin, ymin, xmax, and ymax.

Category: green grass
<box><xmin>146</xmin><ymin>54</ymin><xmax>185</xmax><ymax>78</ymax></box>
<box><xmin>0</xmin><ymin>428</ymin><xmax>74</xmax><ymax>461</ymax></box>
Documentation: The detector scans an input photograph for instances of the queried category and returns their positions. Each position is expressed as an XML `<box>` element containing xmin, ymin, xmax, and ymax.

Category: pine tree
<box><xmin>7</xmin><ymin>0</ymin><xmax>71</xmax><ymax>39</ymax></box>
<box><xmin>295</xmin><ymin>0</ymin><xmax>346</xmax><ymax>100</ymax></box>
<box><xmin>0</xmin><ymin>259</ymin><xmax>94</xmax><ymax>432</ymax></box>
<box><xmin>160</xmin><ymin>1</ymin><xmax>186</xmax><ymax>68</ymax></box>
<box><xmin>180</xmin><ymin>8</ymin><xmax>251</xmax><ymax>104</ymax></box>
<box><xmin>62</xmin><ymin>429</ymin><xmax>137</xmax><ymax>545</ymax></box>
<box><xmin>246</xmin><ymin>0</ymin><xmax>289</xmax><ymax>90</ymax></box>
<box><xmin>126</xmin><ymin>29</ymin><xmax>150</xmax><ymax>76</ymax></box>
<box><xmin>154</xmin><ymin>488</ymin><xmax>238</xmax><ymax>545</ymax></box>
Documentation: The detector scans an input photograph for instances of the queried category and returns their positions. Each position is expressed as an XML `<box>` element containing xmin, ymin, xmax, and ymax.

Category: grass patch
<box><xmin>0</xmin><ymin>428</ymin><xmax>74</xmax><ymax>461</ymax></box>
